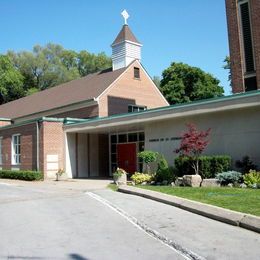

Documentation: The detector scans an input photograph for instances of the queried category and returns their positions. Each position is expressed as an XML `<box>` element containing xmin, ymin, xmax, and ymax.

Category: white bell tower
<box><xmin>111</xmin><ymin>10</ymin><xmax>142</xmax><ymax>71</ymax></box>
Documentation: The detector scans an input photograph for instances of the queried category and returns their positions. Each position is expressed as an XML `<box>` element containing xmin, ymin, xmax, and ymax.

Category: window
<box><xmin>128</xmin><ymin>105</ymin><xmax>147</xmax><ymax>113</ymax></box>
<box><xmin>12</xmin><ymin>134</ymin><xmax>21</xmax><ymax>165</ymax></box>
<box><xmin>134</xmin><ymin>67</ymin><xmax>140</xmax><ymax>79</ymax></box>
<box><xmin>239</xmin><ymin>1</ymin><xmax>255</xmax><ymax>73</ymax></box>
<box><xmin>0</xmin><ymin>137</ymin><xmax>2</xmax><ymax>165</ymax></box>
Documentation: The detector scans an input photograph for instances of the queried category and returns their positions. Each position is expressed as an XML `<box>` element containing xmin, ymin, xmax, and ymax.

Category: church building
<box><xmin>0</xmin><ymin>8</ymin><xmax>259</xmax><ymax>179</ymax></box>
<box><xmin>0</xmin><ymin>13</ymin><xmax>168</xmax><ymax>178</ymax></box>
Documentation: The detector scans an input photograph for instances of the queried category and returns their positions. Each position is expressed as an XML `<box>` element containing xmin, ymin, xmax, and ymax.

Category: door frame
<box><xmin>109</xmin><ymin>131</ymin><xmax>145</xmax><ymax>176</ymax></box>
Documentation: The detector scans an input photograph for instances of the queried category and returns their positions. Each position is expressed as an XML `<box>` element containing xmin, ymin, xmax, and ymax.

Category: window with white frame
<box><xmin>0</xmin><ymin>137</ymin><xmax>2</xmax><ymax>165</ymax></box>
<box><xmin>12</xmin><ymin>134</ymin><xmax>21</xmax><ymax>165</ymax></box>
<box><xmin>128</xmin><ymin>105</ymin><xmax>147</xmax><ymax>113</ymax></box>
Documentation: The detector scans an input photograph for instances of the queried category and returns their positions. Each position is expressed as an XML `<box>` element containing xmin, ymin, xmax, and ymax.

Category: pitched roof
<box><xmin>0</xmin><ymin>66</ymin><xmax>127</xmax><ymax>120</ymax></box>
<box><xmin>112</xmin><ymin>25</ymin><xmax>141</xmax><ymax>46</ymax></box>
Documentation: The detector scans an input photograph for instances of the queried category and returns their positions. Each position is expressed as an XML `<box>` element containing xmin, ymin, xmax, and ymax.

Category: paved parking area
<box><xmin>0</xmin><ymin>180</ymin><xmax>259</xmax><ymax>260</ymax></box>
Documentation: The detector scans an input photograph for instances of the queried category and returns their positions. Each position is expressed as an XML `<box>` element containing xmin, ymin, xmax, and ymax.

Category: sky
<box><xmin>0</xmin><ymin>0</ymin><xmax>230</xmax><ymax>94</ymax></box>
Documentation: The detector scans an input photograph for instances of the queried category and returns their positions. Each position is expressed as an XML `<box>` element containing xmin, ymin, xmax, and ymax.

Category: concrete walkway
<box><xmin>0</xmin><ymin>178</ymin><xmax>112</xmax><ymax>191</ymax></box>
<box><xmin>118</xmin><ymin>185</ymin><xmax>260</xmax><ymax>234</ymax></box>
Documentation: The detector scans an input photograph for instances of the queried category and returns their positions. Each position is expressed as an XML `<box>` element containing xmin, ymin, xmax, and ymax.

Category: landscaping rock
<box><xmin>239</xmin><ymin>183</ymin><xmax>247</xmax><ymax>188</ymax></box>
<box><xmin>141</xmin><ymin>182</ymin><xmax>147</xmax><ymax>185</ymax></box>
<box><xmin>183</xmin><ymin>175</ymin><xmax>202</xmax><ymax>187</ymax></box>
<box><xmin>175</xmin><ymin>177</ymin><xmax>183</xmax><ymax>186</ymax></box>
<box><xmin>201</xmin><ymin>178</ymin><xmax>220</xmax><ymax>187</ymax></box>
<box><xmin>227</xmin><ymin>183</ymin><xmax>233</xmax><ymax>188</ymax></box>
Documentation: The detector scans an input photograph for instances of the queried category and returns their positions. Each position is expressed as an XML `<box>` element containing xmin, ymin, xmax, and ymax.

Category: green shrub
<box><xmin>0</xmin><ymin>170</ymin><xmax>43</xmax><ymax>181</ymax></box>
<box><xmin>235</xmin><ymin>156</ymin><xmax>257</xmax><ymax>174</ymax></box>
<box><xmin>154</xmin><ymin>155</ymin><xmax>175</xmax><ymax>184</ymax></box>
<box><xmin>243</xmin><ymin>170</ymin><xmax>260</xmax><ymax>188</ymax></box>
<box><xmin>174</xmin><ymin>155</ymin><xmax>231</xmax><ymax>179</ymax></box>
<box><xmin>131</xmin><ymin>172</ymin><xmax>153</xmax><ymax>185</ymax></box>
<box><xmin>216</xmin><ymin>171</ymin><xmax>242</xmax><ymax>185</ymax></box>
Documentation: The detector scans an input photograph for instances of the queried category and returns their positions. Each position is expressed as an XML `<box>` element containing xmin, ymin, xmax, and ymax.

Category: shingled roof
<box><xmin>0</xmin><ymin>66</ymin><xmax>127</xmax><ymax>120</ymax></box>
<box><xmin>112</xmin><ymin>24</ymin><xmax>141</xmax><ymax>46</ymax></box>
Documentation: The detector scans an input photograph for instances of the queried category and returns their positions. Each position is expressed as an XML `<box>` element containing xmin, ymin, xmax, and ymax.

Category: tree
<box><xmin>0</xmin><ymin>55</ymin><xmax>24</xmax><ymax>104</ymax></box>
<box><xmin>223</xmin><ymin>56</ymin><xmax>231</xmax><ymax>86</ymax></box>
<box><xmin>152</xmin><ymin>76</ymin><xmax>161</xmax><ymax>88</ymax></box>
<box><xmin>3</xmin><ymin>43</ymin><xmax>112</xmax><ymax>103</ymax></box>
<box><xmin>77</xmin><ymin>51</ymin><xmax>111</xmax><ymax>76</ymax></box>
<box><xmin>138</xmin><ymin>150</ymin><xmax>159</xmax><ymax>174</ymax></box>
<box><xmin>160</xmin><ymin>62</ymin><xmax>224</xmax><ymax>105</ymax></box>
<box><xmin>7</xmin><ymin>44</ymin><xmax>80</xmax><ymax>91</ymax></box>
<box><xmin>175</xmin><ymin>123</ymin><xmax>210</xmax><ymax>175</ymax></box>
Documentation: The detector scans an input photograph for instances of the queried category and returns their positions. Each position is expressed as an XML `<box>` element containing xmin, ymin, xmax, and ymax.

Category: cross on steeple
<box><xmin>121</xmin><ymin>9</ymin><xmax>129</xmax><ymax>25</ymax></box>
<box><xmin>111</xmin><ymin>10</ymin><xmax>142</xmax><ymax>71</ymax></box>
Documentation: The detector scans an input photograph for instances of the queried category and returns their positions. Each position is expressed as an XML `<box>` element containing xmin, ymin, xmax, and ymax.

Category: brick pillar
<box><xmin>225</xmin><ymin>0</ymin><xmax>245</xmax><ymax>93</ymax></box>
<box><xmin>39</xmin><ymin>121</ymin><xmax>64</xmax><ymax>179</ymax></box>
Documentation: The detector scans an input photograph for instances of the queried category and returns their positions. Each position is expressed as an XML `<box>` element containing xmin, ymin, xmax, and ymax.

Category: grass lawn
<box><xmin>108</xmin><ymin>183</ymin><xmax>118</xmax><ymax>191</ymax></box>
<box><xmin>137</xmin><ymin>186</ymin><xmax>260</xmax><ymax>216</ymax></box>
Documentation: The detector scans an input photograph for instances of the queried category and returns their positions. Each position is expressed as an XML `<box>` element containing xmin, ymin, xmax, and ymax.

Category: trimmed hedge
<box><xmin>0</xmin><ymin>170</ymin><xmax>44</xmax><ymax>181</ymax></box>
<box><xmin>174</xmin><ymin>155</ymin><xmax>231</xmax><ymax>179</ymax></box>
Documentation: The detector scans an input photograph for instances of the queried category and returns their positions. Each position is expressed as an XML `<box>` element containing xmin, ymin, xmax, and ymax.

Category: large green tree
<box><xmin>4</xmin><ymin>43</ymin><xmax>112</xmax><ymax>102</ymax></box>
<box><xmin>160</xmin><ymin>62</ymin><xmax>224</xmax><ymax>105</ymax></box>
<box><xmin>0</xmin><ymin>55</ymin><xmax>24</xmax><ymax>104</ymax></box>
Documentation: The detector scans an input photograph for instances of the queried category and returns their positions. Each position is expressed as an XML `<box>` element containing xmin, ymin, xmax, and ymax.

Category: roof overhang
<box><xmin>12</xmin><ymin>98</ymin><xmax>98</xmax><ymax>123</ymax></box>
<box><xmin>64</xmin><ymin>91</ymin><xmax>260</xmax><ymax>134</ymax></box>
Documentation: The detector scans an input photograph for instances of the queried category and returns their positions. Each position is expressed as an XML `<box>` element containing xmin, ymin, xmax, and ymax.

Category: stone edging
<box><xmin>117</xmin><ymin>185</ymin><xmax>260</xmax><ymax>234</ymax></box>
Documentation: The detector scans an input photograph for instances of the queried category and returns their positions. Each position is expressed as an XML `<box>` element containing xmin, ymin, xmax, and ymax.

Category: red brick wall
<box><xmin>50</xmin><ymin>105</ymin><xmax>99</xmax><ymax>119</ymax></box>
<box><xmin>0</xmin><ymin>121</ymin><xmax>64</xmax><ymax>178</ymax></box>
<box><xmin>226</xmin><ymin>0</ymin><xmax>245</xmax><ymax>93</ymax></box>
<box><xmin>99</xmin><ymin>61</ymin><xmax>168</xmax><ymax>117</ymax></box>
<box><xmin>226</xmin><ymin>0</ymin><xmax>260</xmax><ymax>93</ymax></box>
<box><xmin>0</xmin><ymin>123</ymin><xmax>37</xmax><ymax>170</ymax></box>
<box><xmin>40</xmin><ymin>121</ymin><xmax>64</xmax><ymax>178</ymax></box>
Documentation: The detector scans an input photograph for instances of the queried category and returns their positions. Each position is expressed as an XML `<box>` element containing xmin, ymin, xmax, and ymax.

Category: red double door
<box><xmin>117</xmin><ymin>143</ymin><xmax>137</xmax><ymax>174</ymax></box>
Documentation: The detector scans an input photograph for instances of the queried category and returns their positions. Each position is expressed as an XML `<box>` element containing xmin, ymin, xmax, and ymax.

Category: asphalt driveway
<box><xmin>0</xmin><ymin>180</ymin><xmax>259</xmax><ymax>260</ymax></box>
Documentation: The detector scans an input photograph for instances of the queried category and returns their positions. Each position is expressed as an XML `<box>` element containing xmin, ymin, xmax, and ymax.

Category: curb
<box><xmin>118</xmin><ymin>185</ymin><xmax>260</xmax><ymax>234</ymax></box>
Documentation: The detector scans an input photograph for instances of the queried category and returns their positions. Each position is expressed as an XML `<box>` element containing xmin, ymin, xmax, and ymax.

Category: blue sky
<box><xmin>0</xmin><ymin>0</ymin><xmax>230</xmax><ymax>94</ymax></box>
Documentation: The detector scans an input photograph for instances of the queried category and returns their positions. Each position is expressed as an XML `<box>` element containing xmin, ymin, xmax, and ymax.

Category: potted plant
<box><xmin>56</xmin><ymin>168</ymin><xmax>65</xmax><ymax>181</ymax></box>
<box><xmin>113</xmin><ymin>168</ymin><xmax>127</xmax><ymax>185</ymax></box>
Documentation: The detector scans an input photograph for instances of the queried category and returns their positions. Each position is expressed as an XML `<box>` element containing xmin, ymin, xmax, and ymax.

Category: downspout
<box><xmin>36</xmin><ymin>120</ymin><xmax>40</xmax><ymax>171</ymax></box>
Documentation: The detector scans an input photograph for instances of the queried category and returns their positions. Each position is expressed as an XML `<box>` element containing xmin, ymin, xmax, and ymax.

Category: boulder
<box><xmin>175</xmin><ymin>177</ymin><xmax>184</xmax><ymax>186</ymax></box>
<box><xmin>239</xmin><ymin>183</ymin><xmax>247</xmax><ymax>188</ymax></box>
<box><xmin>201</xmin><ymin>178</ymin><xmax>221</xmax><ymax>187</ymax></box>
<box><xmin>183</xmin><ymin>175</ymin><xmax>202</xmax><ymax>187</ymax></box>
